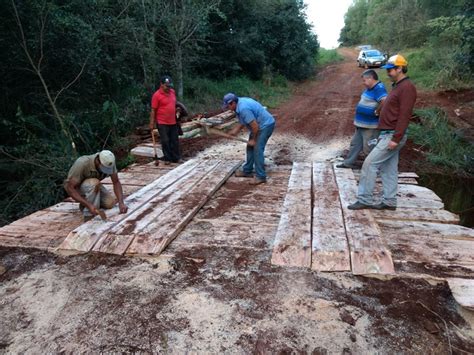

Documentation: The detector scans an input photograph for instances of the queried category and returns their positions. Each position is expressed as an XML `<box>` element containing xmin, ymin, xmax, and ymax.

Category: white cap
<box><xmin>98</xmin><ymin>150</ymin><xmax>116</xmax><ymax>175</ymax></box>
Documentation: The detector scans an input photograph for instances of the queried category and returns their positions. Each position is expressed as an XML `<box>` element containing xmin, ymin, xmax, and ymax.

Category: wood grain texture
<box><xmin>334</xmin><ymin>166</ymin><xmax>395</xmax><ymax>275</ymax></box>
<box><xmin>271</xmin><ymin>162</ymin><xmax>312</xmax><ymax>268</ymax></box>
<box><xmin>311</xmin><ymin>162</ymin><xmax>350</xmax><ymax>271</ymax></box>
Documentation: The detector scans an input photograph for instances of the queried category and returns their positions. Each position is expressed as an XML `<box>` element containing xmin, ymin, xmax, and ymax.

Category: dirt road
<box><xmin>1</xmin><ymin>50</ymin><xmax>473</xmax><ymax>353</ymax></box>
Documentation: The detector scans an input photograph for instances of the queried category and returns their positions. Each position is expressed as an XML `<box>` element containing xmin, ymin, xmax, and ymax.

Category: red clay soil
<box><xmin>272</xmin><ymin>48</ymin><xmax>474</xmax><ymax>172</ymax></box>
<box><xmin>273</xmin><ymin>47</ymin><xmax>359</xmax><ymax>142</ymax></box>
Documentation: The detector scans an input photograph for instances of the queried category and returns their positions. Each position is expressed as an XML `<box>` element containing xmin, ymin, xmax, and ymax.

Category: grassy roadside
<box><xmin>182</xmin><ymin>48</ymin><xmax>347</xmax><ymax>114</ymax></box>
<box><xmin>183</xmin><ymin>75</ymin><xmax>292</xmax><ymax>114</ymax></box>
<box><xmin>316</xmin><ymin>48</ymin><xmax>345</xmax><ymax>67</ymax></box>
<box><xmin>409</xmin><ymin>108</ymin><xmax>474</xmax><ymax>174</ymax></box>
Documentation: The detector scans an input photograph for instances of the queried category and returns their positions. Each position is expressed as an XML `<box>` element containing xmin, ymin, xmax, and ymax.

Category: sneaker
<box><xmin>336</xmin><ymin>163</ymin><xmax>354</xmax><ymax>169</ymax></box>
<box><xmin>372</xmin><ymin>203</ymin><xmax>396</xmax><ymax>210</ymax></box>
<box><xmin>347</xmin><ymin>201</ymin><xmax>373</xmax><ymax>210</ymax></box>
<box><xmin>250</xmin><ymin>178</ymin><xmax>267</xmax><ymax>185</ymax></box>
<box><xmin>235</xmin><ymin>170</ymin><xmax>253</xmax><ymax>178</ymax></box>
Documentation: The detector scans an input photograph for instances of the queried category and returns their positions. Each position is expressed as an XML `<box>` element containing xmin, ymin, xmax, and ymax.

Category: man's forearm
<box><xmin>65</xmin><ymin>185</ymin><xmax>94</xmax><ymax>211</ymax></box>
<box><xmin>228</xmin><ymin>124</ymin><xmax>243</xmax><ymax>136</ymax></box>
<box><xmin>113</xmin><ymin>181</ymin><xmax>125</xmax><ymax>205</ymax></box>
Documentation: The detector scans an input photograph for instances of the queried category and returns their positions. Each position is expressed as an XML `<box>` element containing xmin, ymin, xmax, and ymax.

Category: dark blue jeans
<box><xmin>242</xmin><ymin>123</ymin><xmax>275</xmax><ymax>180</ymax></box>
<box><xmin>158</xmin><ymin>124</ymin><xmax>180</xmax><ymax>162</ymax></box>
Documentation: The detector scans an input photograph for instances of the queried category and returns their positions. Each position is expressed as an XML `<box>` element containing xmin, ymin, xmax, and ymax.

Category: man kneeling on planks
<box><xmin>64</xmin><ymin>150</ymin><xmax>128</xmax><ymax>221</ymax></box>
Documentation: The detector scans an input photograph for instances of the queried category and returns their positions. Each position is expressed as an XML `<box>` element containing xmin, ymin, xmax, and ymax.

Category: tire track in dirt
<box><xmin>274</xmin><ymin>48</ymin><xmax>361</xmax><ymax>143</ymax></box>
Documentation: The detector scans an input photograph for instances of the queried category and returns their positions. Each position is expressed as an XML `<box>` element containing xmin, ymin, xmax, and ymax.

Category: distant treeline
<box><xmin>339</xmin><ymin>0</ymin><xmax>473</xmax><ymax>86</ymax></box>
<box><xmin>0</xmin><ymin>0</ymin><xmax>318</xmax><ymax>225</ymax></box>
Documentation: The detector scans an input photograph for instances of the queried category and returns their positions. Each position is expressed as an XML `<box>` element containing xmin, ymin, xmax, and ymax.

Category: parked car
<box><xmin>357</xmin><ymin>49</ymin><xmax>386</xmax><ymax>68</ymax></box>
<box><xmin>357</xmin><ymin>44</ymin><xmax>372</xmax><ymax>50</ymax></box>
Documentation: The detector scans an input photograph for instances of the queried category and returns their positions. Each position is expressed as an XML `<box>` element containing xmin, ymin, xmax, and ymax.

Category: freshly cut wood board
<box><xmin>58</xmin><ymin>159</ymin><xmax>201</xmax><ymax>252</ymax></box>
<box><xmin>271</xmin><ymin>162</ymin><xmax>312</xmax><ymax>268</ymax></box>
<box><xmin>125</xmin><ymin>160</ymin><xmax>241</xmax><ymax>256</ymax></box>
<box><xmin>334</xmin><ymin>166</ymin><xmax>394</xmax><ymax>275</ymax></box>
<box><xmin>447</xmin><ymin>278</ymin><xmax>474</xmax><ymax>310</ymax></box>
<box><xmin>311</xmin><ymin>162</ymin><xmax>350</xmax><ymax>272</ymax></box>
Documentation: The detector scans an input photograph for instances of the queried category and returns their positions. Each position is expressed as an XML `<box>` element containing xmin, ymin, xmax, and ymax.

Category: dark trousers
<box><xmin>158</xmin><ymin>124</ymin><xmax>180</xmax><ymax>162</ymax></box>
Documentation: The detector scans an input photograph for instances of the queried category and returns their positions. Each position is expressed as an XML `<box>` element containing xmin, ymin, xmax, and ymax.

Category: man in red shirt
<box><xmin>149</xmin><ymin>76</ymin><xmax>180</xmax><ymax>164</ymax></box>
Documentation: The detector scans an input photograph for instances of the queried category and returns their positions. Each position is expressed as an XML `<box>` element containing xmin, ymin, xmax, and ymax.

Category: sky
<box><xmin>304</xmin><ymin>0</ymin><xmax>353</xmax><ymax>49</ymax></box>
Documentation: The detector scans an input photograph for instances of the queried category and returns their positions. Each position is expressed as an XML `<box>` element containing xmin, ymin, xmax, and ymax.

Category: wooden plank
<box><xmin>378</xmin><ymin>220</ymin><xmax>474</xmax><ymax>242</ymax></box>
<box><xmin>226</xmin><ymin>176</ymin><xmax>289</xmax><ymax>186</ymax></box>
<box><xmin>125</xmin><ymin>160</ymin><xmax>241</xmax><ymax>256</ymax></box>
<box><xmin>101</xmin><ymin>172</ymin><xmax>159</xmax><ymax>186</ymax></box>
<box><xmin>447</xmin><ymin>278</ymin><xmax>474</xmax><ymax>310</ymax></box>
<box><xmin>334</xmin><ymin>166</ymin><xmax>395</xmax><ymax>275</ymax></box>
<box><xmin>93</xmin><ymin>160</ymin><xmax>225</xmax><ymax>255</ymax></box>
<box><xmin>58</xmin><ymin>159</ymin><xmax>201</xmax><ymax>252</ymax></box>
<box><xmin>205</xmin><ymin>198</ymin><xmax>285</xmax><ymax>214</ymax></box>
<box><xmin>372</xmin><ymin>208</ymin><xmax>459</xmax><ymax>224</ymax></box>
<box><xmin>174</xmin><ymin>220</ymin><xmax>277</xmax><ymax>250</ymax></box>
<box><xmin>373</xmin><ymin>184</ymin><xmax>442</xmax><ymax>202</ymax></box>
<box><xmin>271</xmin><ymin>162</ymin><xmax>312</xmax><ymax>268</ymax></box>
<box><xmin>311</xmin><ymin>162</ymin><xmax>350</xmax><ymax>272</ymax></box>
<box><xmin>353</xmin><ymin>170</ymin><xmax>419</xmax><ymax>179</ymax></box>
<box><xmin>130</xmin><ymin>146</ymin><xmax>163</xmax><ymax>158</ymax></box>
<box><xmin>386</xmin><ymin>233</ymin><xmax>474</xmax><ymax>270</ymax></box>
<box><xmin>101</xmin><ymin>184</ymin><xmax>143</xmax><ymax>197</ymax></box>
<box><xmin>0</xmin><ymin>231</ymin><xmax>67</xmax><ymax>250</ymax></box>
<box><xmin>396</xmin><ymin>198</ymin><xmax>444</xmax><ymax>210</ymax></box>
<box><xmin>45</xmin><ymin>202</ymin><xmax>80</xmax><ymax>213</ymax></box>
<box><xmin>195</xmin><ymin>209</ymin><xmax>281</xmax><ymax>226</ymax></box>
<box><xmin>397</xmin><ymin>178</ymin><xmax>418</xmax><ymax>185</ymax></box>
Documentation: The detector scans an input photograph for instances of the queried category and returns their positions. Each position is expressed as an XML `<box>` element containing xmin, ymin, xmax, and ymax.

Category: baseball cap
<box><xmin>222</xmin><ymin>93</ymin><xmax>238</xmax><ymax>110</ymax></box>
<box><xmin>160</xmin><ymin>75</ymin><xmax>173</xmax><ymax>87</ymax></box>
<box><xmin>382</xmin><ymin>54</ymin><xmax>408</xmax><ymax>69</ymax></box>
<box><xmin>98</xmin><ymin>150</ymin><xmax>116</xmax><ymax>175</ymax></box>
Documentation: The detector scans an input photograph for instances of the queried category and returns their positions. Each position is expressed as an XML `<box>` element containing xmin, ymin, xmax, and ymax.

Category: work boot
<box><xmin>372</xmin><ymin>203</ymin><xmax>397</xmax><ymax>210</ymax></box>
<box><xmin>347</xmin><ymin>201</ymin><xmax>373</xmax><ymax>210</ymax></box>
<box><xmin>250</xmin><ymin>177</ymin><xmax>267</xmax><ymax>185</ymax></box>
<box><xmin>235</xmin><ymin>170</ymin><xmax>253</xmax><ymax>178</ymax></box>
<box><xmin>336</xmin><ymin>163</ymin><xmax>354</xmax><ymax>169</ymax></box>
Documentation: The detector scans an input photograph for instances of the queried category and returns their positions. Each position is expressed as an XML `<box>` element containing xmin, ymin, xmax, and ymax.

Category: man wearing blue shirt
<box><xmin>337</xmin><ymin>70</ymin><xmax>387</xmax><ymax>168</ymax></box>
<box><xmin>223</xmin><ymin>93</ymin><xmax>276</xmax><ymax>185</ymax></box>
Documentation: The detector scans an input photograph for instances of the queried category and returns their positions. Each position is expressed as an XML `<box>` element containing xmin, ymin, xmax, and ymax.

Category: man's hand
<box><xmin>119</xmin><ymin>202</ymin><xmax>128</xmax><ymax>214</ymax></box>
<box><xmin>149</xmin><ymin>123</ymin><xmax>155</xmax><ymax>133</ymax></box>
<box><xmin>88</xmin><ymin>205</ymin><xmax>100</xmax><ymax>216</ymax></box>
<box><xmin>388</xmin><ymin>141</ymin><xmax>398</xmax><ymax>150</ymax></box>
<box><xmin>247</xmin><ymin>139</ymin><xmax>256</xmax><ymax>147</ymax></box>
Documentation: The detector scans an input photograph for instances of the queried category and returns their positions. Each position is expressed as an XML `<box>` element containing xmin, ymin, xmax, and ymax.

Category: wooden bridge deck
<box><xmin>0</xmin><ymin>158</ymin><xmax>472</xmax><ymax>309</ymax></box>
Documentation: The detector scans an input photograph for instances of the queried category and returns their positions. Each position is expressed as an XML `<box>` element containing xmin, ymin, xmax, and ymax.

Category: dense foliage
<box><xmin>339</xmin><ymin>0</ymin><xmax>473</xmax><ymax>88</ymax></box>
<box><xmin>0</xmin><ymin>0</ymin><xmax>318</xmax><ymax>225</ymax></box>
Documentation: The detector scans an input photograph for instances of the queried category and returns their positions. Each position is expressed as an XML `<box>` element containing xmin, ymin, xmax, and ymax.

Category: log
<box><xmin>180</xmin><ymin>128</ymin><xmax>204</xmax><ymax>139</ymax></box>
<box><xmin>334</xmin><ymin>165</ymin><xmax>395</xmax><ymax>275</ymax></box>
<box><xmin>271</xmin><ymin>162</ymin><xmax>312</xmax><ymax>268</ymax></box>
<box><xmin>311</xmin><ymin>162</ymin><xmax>350</xmax><ymax>272</ymax></box>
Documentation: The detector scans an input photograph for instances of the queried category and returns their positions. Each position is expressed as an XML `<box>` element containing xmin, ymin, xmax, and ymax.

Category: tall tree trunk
<box><xmin>176</xmin><ymin>44</ymin><xmax>184</xmax><ymax>99</ymax></box>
